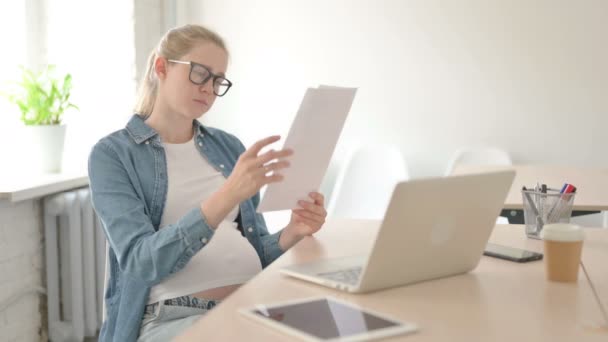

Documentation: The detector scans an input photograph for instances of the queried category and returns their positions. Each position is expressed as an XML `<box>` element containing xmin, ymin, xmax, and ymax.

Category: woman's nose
<box><xmin>198</xmin><ymin>79</ymin><xmax>214</xmax><ymax>94</ymax></box>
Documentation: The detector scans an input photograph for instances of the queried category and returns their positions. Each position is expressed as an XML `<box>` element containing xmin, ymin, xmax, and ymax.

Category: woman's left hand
<box><xmin>289</xmin><ymin>192</ymin><xmax>327</xmax><ymax>235</ymax></box>
<box><xmin>279</xmin><ymin>192</ymin><xmax>327</xmax><ymax>250</ymax></box>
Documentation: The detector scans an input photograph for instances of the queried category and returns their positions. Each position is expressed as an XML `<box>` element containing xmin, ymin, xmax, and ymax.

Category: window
<box><xmin>0</xmin><ymin>0</ymin><xmax>136</xmax><ymax>174</ymax></box>
<box><xmin>0</xmin><ymin>2</ymin><xmax>27</xmax><ymax>129</ymax></box>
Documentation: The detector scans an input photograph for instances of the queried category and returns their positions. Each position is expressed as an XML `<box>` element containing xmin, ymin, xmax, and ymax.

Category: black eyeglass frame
<box><xmin>167</xmin><ymin>59</ymin><xmax>232</xmax><ymax>97</ymax></box>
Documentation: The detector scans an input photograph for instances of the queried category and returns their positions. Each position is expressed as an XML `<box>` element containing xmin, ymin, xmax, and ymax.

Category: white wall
<box><xmin>0</xmin><ymin>200</ymin><xmax>44</xmax><ymax>342</ymax></box>
<box><xmin>176</xmin><ymin>0</ymin><xmax>607</xmax><ymax>193</ymax></box>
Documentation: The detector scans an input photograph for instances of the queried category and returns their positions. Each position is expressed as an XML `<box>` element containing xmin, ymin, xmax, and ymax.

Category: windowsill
<box><xmin>0</xmin><ymin>171</ymin><xmax>89</xmax><ymax>203</ymax></box>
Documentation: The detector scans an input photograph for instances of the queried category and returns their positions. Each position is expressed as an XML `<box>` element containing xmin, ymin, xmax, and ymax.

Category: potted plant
<box><xmin>3</xmin><ymin>65</ymin><xmax>78</xmax><ymax>173</ymax></box>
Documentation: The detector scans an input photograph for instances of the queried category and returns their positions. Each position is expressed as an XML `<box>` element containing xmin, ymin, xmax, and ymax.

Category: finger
<box><xmin>262</xmin><ymin>173</ymin><xmax>284</xmax><ymax>184</ymax></box>
<box><xmin>243</xmin><ymin>135</ymin><xmax>281</xmax><ymax>157</ymax></box>
<box><xmin>293</xmin><ymin>208</ymin><xmax>326</xmax><ymax>223</ymax></box>
<box><xmin>293</xmin><ymin>208</ymin><xmax>326</xmax><ymax>222</ymax></box>
<box><xmin>292</xmin><ymin>213</ymin><xmax>322</xmax><ymax>232</ymax></box>
<box><xmin>257</xmin><ymin>148</ymin><xmax>293</xmax><ymax>165</ymax></box>
<box><xmin>309</xmin><ymin>192</ymin><xmax>325</xmax><ymax>206</ymax></box>
<box><xmin>258</xmin><ymin>160</ymin><xmax>290</xmax><ymax>175</ymax></box>
<box><xmin>297</xmin><ymin>200</ymin><xmax>327</xmax><ymax>216</ymax></box>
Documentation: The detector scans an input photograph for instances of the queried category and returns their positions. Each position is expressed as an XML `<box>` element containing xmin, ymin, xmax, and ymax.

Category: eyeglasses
<box><xmin>167</xmin><ymin>59</ymin><xmax>232</xmax><ymax>97</ymax></box>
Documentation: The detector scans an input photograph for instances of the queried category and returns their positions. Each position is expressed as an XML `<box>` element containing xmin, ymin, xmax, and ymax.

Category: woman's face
<box><xmin>162</xmin><ymin>42</ymin><xmax>229</xmax><ymax>120</ymax></box>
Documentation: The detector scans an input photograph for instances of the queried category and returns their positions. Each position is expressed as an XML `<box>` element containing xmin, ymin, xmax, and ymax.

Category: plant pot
<box><xmin>23</xmin><ymin>124</ymin><xmax>67</xmax><ymax>173</ymax></box>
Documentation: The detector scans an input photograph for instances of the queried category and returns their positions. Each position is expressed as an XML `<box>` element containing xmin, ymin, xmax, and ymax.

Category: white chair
<box><xmin>570</xmin><ymin>212</ymin><xmax>608</xmax><ymax>228</ymax></box>
<box><xmin>444</xmin><ymin>147</ymin><xmax>512</xmax><ymax>176</ymax></box>
<box><xmin>327</xmin><ymin>144</ymin><xmax>409</xmax><ymax>220</ymax></box>
<box><xmin>445</xmin><ymin>147</ymin><xmax>512</xmax><ymax>224</ymax></box>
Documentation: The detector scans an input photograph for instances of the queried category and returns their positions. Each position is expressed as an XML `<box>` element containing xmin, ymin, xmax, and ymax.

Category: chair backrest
<box><xmin>327</xmin><ymin>144</ymin><xmax>409</xmax><ymax>220</ymax></box>
<box><xmin>445</xmin><ymin>147</ymin><xmax>512</xmax><ymax>176</ymax></box>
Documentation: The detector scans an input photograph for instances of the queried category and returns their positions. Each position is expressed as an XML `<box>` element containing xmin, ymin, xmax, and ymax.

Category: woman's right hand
<box><xmin>224</xmin><ymin>135</ymin><xmax>293</xmax><ymax>203</ymax></box>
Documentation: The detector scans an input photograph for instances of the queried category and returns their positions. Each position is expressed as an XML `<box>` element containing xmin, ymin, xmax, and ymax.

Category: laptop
<box><xmin>280</xmin><ymin>170</ymin><xmax>515</xmax><ymax>293</ymax></box>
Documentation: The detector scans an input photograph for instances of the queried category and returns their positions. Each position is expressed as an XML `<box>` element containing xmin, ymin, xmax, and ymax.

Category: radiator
<box><xmin>43</xmin><ymin>188</ymin><xmax>106</xmax><ymax>342</ymax></box>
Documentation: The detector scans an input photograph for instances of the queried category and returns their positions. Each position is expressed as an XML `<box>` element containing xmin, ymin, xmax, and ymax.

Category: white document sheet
<box><xmin>257</xmin><ymin>85</ymin><xmax>357</xmax><ymax>212</ymax></box>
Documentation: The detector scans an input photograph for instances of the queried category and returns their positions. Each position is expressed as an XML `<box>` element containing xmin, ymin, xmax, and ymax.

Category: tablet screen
<box><xmin>250</xmin><ymin>298</ymin><xmax>408</xmax><ymax>340</ymax></box>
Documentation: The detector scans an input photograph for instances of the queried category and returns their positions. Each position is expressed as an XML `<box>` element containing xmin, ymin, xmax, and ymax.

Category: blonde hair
<box><xmin>134</xmin><ymin>24</ymin><xmax>228</xmax><ymax>116</ymax></box>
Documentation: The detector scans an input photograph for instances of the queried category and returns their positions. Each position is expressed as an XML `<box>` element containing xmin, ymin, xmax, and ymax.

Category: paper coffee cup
<box><xmin>540</xmin><ymin>223</ymin><xmax>584</xmax><ymax>282</ymax></box>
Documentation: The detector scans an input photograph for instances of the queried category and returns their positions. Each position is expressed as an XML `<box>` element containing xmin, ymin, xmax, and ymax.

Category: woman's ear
<box><xmin>154</xmin><ymin>57</ymin><xmax>168</xmax><ymax>80</ymax></box>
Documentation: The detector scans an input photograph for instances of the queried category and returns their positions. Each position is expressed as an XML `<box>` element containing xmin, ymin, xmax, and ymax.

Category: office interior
<box><xmin>0</xmin><ymin>1</ymin><xmax>606</xmax><ymax>341</ymax></box>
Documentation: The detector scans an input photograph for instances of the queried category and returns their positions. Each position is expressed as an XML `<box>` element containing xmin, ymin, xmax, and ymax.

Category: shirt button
<box><xmin>247</xmin><ymin>227</ymin><xmax>253</xmax><ymax>233</ymax></box>
<box><xmin>198</xmin><ymin>142</ymin><xmax>203</xmax><ymax>146</ymax></box>
<box><xmin>201</xmin><ymin>238</ymin><xmax>208</xmax><ymax>244</ymax></box>
<box><xmin>219</xmin><ymin>164</ymin><xmax>225</xmax><ymax>169</ymax></box>
<box><xmin>145</xmin><ymin>141</ymin><xmax>150</xmax><ymax>145</ymax></box>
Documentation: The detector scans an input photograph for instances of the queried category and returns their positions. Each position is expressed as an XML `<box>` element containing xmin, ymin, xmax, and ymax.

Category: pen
<box><xmin>547</xmin><ymin>183</ymin><xmax>577</xmax><ymax>222</ymax></box>
<box><xmin>539</xmin><ymin>183</ymin><xmax>547</xmax><ymax>222</ymax></box>
<box><xmin>561</xmin><ymin>183</ymin><xmax>576</xmax><ymax>194</ymax></box>
<box><xmin>522</xmin><ymin>186</ymin><xmax>544</xmax><ymax>230</ymax></box>
<box><xmin>535</xmin><ymin>182</ymin><xmax>541</xmax><ymax>221</ymax></box>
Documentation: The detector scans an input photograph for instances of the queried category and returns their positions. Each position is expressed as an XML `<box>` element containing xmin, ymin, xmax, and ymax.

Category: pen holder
<box><xmin>522</xmin><ymin>189</ymin><xmax>576</xmax><ymax>239</ymax></box>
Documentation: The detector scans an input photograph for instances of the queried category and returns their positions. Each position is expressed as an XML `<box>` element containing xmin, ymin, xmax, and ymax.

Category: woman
<box><xmin>88</xmin><ymin>24</ymin><xmax>327</xmax><ymax>342</ymax></box>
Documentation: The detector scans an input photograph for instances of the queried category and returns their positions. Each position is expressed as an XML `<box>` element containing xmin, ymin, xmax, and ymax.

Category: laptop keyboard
<box><xmin>317</xmin><ymin>267</ymin><xmax>362</xmax><ymax>285</ymax></box>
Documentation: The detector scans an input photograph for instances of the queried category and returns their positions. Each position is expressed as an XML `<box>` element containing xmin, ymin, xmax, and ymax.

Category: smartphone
<box><xmin>483</xmin><ymin>243</ymin><xmax>543</xmax><ymax>263</ymax></box>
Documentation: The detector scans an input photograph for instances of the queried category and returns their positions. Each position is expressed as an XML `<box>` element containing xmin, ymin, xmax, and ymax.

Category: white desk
<box><xmin>176</xmin><ymin>220</ymin><xmax>608</xmax><ymax>341</ymax></box>
<box><xmin>451</xmin><ymin>164</ymin><xmax>608</xmax><ymax>211</ymax></box>
<box><xmin>451</xmin><ymin>165</ymin><xmax>608</xmax><ymax>224</ymax></box>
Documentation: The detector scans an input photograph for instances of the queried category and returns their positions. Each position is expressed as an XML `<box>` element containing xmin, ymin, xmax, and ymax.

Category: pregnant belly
<box><xmin>191</xmin><ymin>284</ymin><xmax>241</xmax><ymax>300</ymax></box>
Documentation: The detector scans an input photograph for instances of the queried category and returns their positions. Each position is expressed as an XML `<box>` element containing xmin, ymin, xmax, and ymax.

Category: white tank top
<box><xmin>147</xmin><ymin>136</ymin><xmax>262</xmax><ymax>304</ymax></box>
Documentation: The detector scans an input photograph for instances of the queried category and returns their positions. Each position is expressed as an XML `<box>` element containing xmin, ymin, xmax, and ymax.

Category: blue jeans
<box><xmin>137</xmin><ymin>297</ymin><xmax>219</xmax><ymax>342</ymax></box>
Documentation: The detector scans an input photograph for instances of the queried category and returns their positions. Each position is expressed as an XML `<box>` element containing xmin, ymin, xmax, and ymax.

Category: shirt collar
<box><xmin>126</xmin><ymin>114</ymin><xmax>214</xmax><ymax>144</ymax></box>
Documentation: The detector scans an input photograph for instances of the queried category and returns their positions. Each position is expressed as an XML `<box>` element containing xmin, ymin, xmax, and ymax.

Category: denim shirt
<box><xmin>88</xmin><ymin>115</ymin><xmax>285</xmax><ymax>342</ymax></box>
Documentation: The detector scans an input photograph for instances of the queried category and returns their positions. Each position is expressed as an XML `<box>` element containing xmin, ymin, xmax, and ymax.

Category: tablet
<box><xmin>239</xmin><ymin>296</ymin><xmax>418</xmax><ymax>341</ymax></box>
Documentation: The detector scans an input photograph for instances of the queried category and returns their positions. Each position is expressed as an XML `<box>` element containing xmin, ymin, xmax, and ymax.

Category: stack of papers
<box><xmin>257</xmin><ymin>85</ymin><xmax>357</xmax><ymax>212</ymax></box>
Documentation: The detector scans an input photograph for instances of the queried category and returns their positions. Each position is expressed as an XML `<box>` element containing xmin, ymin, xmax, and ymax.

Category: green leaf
<box><xmin>6</xmin><ymin>65</ymin><xmax>78</xmax><ymax>125</ymax></box>
<box><xmin>62</xmin><ymin>74</ymin><xmax>72</xmax><ymax>94</ymax></box>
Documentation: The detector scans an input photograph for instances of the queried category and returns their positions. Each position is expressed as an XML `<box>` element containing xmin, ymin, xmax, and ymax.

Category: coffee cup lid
<box><xmin>540</xmin><ymin>223</ymin><xmax>584</xmax><ymax>242</ymax></box>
